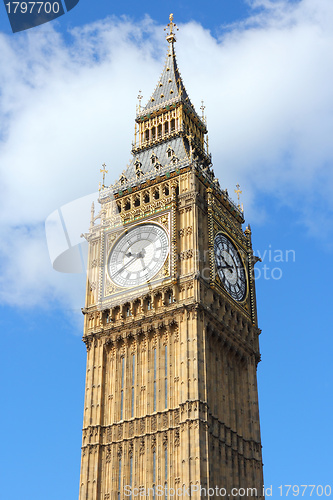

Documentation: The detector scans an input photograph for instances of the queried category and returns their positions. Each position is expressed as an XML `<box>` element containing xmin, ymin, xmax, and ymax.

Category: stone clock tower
<box><xmin>79</xmin><ymin>15</ymin><xmax>264</xmax><ymax>500</ymax></box>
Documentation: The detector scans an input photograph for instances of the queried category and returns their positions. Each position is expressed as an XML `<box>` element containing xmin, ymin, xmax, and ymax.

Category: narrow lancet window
<box><xmin>165</xmin><ymin>447</ymin><xmax>168</xmax><ymax>499</ymax></box>
<box><xmin>153</xmin><ymin>348</ymin><xmax>157</xmax><ymax>412</ymax></box>
<box><xmin>153</xmin><ymin>450</ymin><xmax>156</xmax><ymax>499</ymax></box>
<box><xmin>131</xmin><ymin>354</ymin><xmax>135</xmax><ymax>418</ymax></box>
<box><xmin>130</xmin><ymin>456</ymin><xmax>133</xmax><ymax>500</ymax></box>
<box><xmin>165</xmin><ymin>345</ymin><xmax>168</xmax><ymax>409</ymax></box>
<box><xmin>120</xmin><ymin>357</ymin><xmax>125</xmax><ymax>420</ymax></box>
<box><xmin>118</xmin><ymin>458</ymin><xmax>122</xmax><ymax>500</ymax></box>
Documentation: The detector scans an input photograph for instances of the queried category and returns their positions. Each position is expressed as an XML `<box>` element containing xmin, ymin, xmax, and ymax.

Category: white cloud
<box><xmin>0</xmin><ymin>0</ymin><xmax>332</xmax><ymax>309</ymax></box>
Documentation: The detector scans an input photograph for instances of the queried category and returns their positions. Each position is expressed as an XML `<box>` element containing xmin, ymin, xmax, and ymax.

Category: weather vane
<box><xmin>234</xmin><ymin>183</ymin><xmax>244</xmax><ymax>212</ymax></box>
<box><xmin>164</xmin><ymin>13</ymin><xmax>178</xmax><ymax>44</ymax></box>
<box><xmin>100</xmin><ymin>163</ymin><xmax>108</xmax><ymax>190</ymax></box>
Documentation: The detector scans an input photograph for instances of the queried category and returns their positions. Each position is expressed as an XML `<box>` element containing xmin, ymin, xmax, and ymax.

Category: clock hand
<box><xmin>125</xmin><ymin>248</ymin><xmax>147</xmax><ymax>259</ymax></box>
<box><xmin>114</xmin><ymin>255</ymin><xmax>138</xmax><ymax>276</ymax></box>
<box><xmin>115</xmin><ymin>247</ymin><xmax>149</xmax><ymax>276</ymax></box>
<box><xmin>218</xmin><ymin>264</ymin><xmax>234</xmax><ymax>271</ymax></box>
<box><xmin>140</xmin><ymin>256</ymin><xmax>147</xmax><ymax>272</ymax></box>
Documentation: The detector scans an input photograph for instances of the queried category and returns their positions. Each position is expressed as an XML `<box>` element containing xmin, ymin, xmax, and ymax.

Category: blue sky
<box><xmin>1</xmin><ymin>1</ymin><xmax>333</xmax><ymax>499</ymax></box>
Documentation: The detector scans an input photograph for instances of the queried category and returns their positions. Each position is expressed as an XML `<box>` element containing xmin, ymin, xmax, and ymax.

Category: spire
<box><xmin>108</xmin><ymin>14</ymin><xmax>212</xmax><ymax>197</ymax></box>
<box><xmin>138</xmin><ymin>14</ymin><xmax>205</xmax><ymax>131</ymax></box>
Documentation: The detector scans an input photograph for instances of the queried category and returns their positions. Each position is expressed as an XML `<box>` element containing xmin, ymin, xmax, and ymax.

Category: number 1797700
<box><xmin>5</xmin><ymin>2</ymin><xmax>60</xmax><ymax>14</ymax></box>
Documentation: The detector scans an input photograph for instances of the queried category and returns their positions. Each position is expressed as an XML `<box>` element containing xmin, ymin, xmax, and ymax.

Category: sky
<box><xmin>0</xmin><ymin>0</ymin><xmax>333</xmax><ymax>498</ymax></box>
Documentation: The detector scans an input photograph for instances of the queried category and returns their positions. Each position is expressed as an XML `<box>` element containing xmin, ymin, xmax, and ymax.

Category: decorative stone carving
<box><xmin>174</xmin><ymin>430</ymin><xmax>180</xmax><ymax>447</ymax></box>
<box><xmin>105</xmin><ymin>446</ymin><xmax>112</xmax><ymax>463</ymax></box>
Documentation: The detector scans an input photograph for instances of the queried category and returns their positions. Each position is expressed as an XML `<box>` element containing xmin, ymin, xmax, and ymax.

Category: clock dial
<box><xmin>108</xmin><ymin>223</ymin><xmax>169</xmax><ymax>288</ymax></box>
<box><xmin>214</xmin><ymin>233</ymin><xmax>247</xmax><ymax>302</ymax></box>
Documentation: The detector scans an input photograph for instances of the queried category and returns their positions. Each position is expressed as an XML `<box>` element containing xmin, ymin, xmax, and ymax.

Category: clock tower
<box><xmin>79</xmin><ymin>15</ymin><xmax>264</xmax><ymax>500</ymax></box>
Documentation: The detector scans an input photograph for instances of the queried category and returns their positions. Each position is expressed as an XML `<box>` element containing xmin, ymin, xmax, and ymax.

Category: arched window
<box><xmin>167</xmin><ymin>147</ymin><xmax>174</xmax><ymax>158</ymax></box>
<box><xmin>164</xmin><ymin>121</ymin><xmax>169</xmax><ymax>134</ymax></box>
<box><xmin>151</xmin><ymin>127</ymin><xmax>156</xmax><ymax>140</ymax></box>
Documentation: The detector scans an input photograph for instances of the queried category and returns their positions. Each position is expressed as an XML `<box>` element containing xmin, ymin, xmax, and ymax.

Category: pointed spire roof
<box><xmin>137</xmin><ymin>14</ymin><xmax>206</xmax><ymax>130</ymax></box>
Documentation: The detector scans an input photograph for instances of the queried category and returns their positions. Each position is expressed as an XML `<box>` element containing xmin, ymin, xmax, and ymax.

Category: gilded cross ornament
<box><xmin>234</xmin><ymin>183</ymin><xmax>244</xmax><ymax>212</ymax></box>
<box><xmin>164</xmin><ymin>13</ymin><xmax>178</xmax><ymax>43</ymax></box>
<box><xmin>100</xmin><ymin>163</ymin><xmax>108</xmax><ymax>189</ymax></box>
<box><xmin>235</xmin><ymin>183</ymin><xmax>242</xmax><ymax>201</ymax></box>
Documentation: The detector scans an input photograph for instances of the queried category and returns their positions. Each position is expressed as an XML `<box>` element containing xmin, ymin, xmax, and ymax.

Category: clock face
<box><xmin>214</xmin><ymin>233</ymin><xmax>247</xmax><ymax>302</ymax></box>
<box><xmin>108</xmin><ymin>223</ymin><xmax>169</xmax><ymax>288</ymax></box>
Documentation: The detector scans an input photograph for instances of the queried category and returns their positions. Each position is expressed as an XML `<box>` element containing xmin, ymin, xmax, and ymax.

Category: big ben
<box><xmin>79</xmin><ymin>14</ymin><xmax>264</xmax><ymax>500</ymax></box>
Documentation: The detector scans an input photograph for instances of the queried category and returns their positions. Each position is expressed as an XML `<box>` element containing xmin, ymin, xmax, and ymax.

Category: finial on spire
<box><xmin>137</xmin><ymin>90</ymin><xmax>143</xmax><ymax>112</ymax></box>
<box><xmin>200</xmin><ymin>100</ymin><xmax>206</xmax><ymax>122</ymax></box>
<box><xmin>234</xmin><ymin>183</ymin><xmax>244</xmax><ymax>212</ymax></box>
<box><xmin>100</xmin><ymin>163</ymin><xmax>108</xmax><ymax>190</ymax></box>
<box><xmin>164</xmin><ymin>13</ymin><xmax>178</xmax><ymax>44</ymax></box>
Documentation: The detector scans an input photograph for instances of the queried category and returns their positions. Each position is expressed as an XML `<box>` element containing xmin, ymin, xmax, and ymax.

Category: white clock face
<box><xmin>108</xmin><ymin>223</ymin><xmax>169</xmax><ymax>288</ymax></box>
<box><xmin>214</xmin><ymin>233</ymin><xmax>247</xmax><ymax>302</ymax></box>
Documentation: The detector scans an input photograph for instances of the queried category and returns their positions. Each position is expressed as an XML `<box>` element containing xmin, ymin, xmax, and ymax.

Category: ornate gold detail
<box><xmin>164</xmin><ymin>14</ymin><xmax>179</xmax><ymax>44</ymax></box>
<box><xmin>105</xmin><ymin>284</ymin><xmax>116</xmax><ymax>296</ymax></box>
<box><xmin>108</xmin><ymin>233</ymin><xmax>118</xmax><ymax>246</ymax></box>
<box><xmin>179</xmin><ymin>250</ymin><xmax>193</xmax><ymax>260</ymax></box>
<box><xmin>100</xmin><ymin>163</ymin><xmax>108</xmax><ymax>190</ymax></box>
<box><xmin>234</xmin><ymin>183</ymin><xmax>244</xmax><ymax>212</ymax></box>
<box><xmin>160</xmin><ymin>214</ymin><xmax>169</xmax><ymax>227</ymax></box>
<box><xmin>179</xmin><ymin>226</ymin><xmax>193</xmax><ymax>237</ymax></box>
